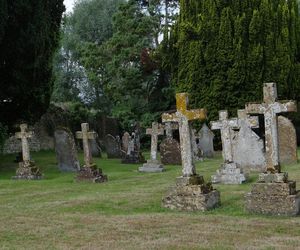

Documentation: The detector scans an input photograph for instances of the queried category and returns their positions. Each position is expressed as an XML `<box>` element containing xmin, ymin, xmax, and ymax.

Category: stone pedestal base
<box><xmin>138</xmin><ymin>160</ymin><xmax>164</xmax><ymax>173</ymax></box>
<box><xmin>75</xmin><ymin>164</ymin><xmax>108</xmax><ymax>183</ymax></box>
<box><xmin>162</xmin><ymin>176</ymin><xmax>220</xmax><ymax>211</ymax></box>
<box><xmin>245</xmin><ymin>173</ymin><xmax>300</xmax><ymax>216</ymax></box>
<box><xmin>121</xmin><ymin>151</ymin><xmax>145</xmax><ymax>164</ymax></box>
<box><xmin>12</xmin><ymin>161</ymin><xmax>43</xmax><ymax>180</ymax></box>
<box><xmin>211</xmin><ymin>162</ymin><xmax>247</xmax><ymax>184</ymax></box>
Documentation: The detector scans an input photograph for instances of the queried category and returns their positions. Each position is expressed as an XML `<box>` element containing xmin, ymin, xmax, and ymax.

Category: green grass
<box><xmin>0</xmin><ymin>150</ymin><xmax>300</xmax><ymax>249</ymax></box>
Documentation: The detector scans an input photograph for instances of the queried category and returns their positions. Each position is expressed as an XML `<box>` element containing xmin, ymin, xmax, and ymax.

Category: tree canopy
<box><xmin>0</xmin><ymin>0</ymin><xmax>65</xmax><ymax>128</ymax></box>
<box><xmin>168</xmin><ymin>0</ymin><xmax>300</xmax><ymax>120</ymax></box>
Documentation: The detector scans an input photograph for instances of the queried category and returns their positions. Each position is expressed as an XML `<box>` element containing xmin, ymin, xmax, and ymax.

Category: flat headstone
<box><xmin>105</xmin><ymin>134</ymin><xmax>121</xmax><ymax>158</ymax></box>
<box><xmin>198</xmin><ymin>124</ymin><xmax>215</xmax><ymax>158</ymax></box>
<box><xmin>54</xmin><ymin>128</ymin><xmax>80</xmax><ymax>172</ymax></box>
<box><xmin>160</xmin><ymin>138</ymin><xmax>182</xmax><ymax>165</ymax></box>
<box><xmin>232</xmin><ymin>121</ymin><xmax>266</xmax><ymax>172</ymax></box>
<box><xmin>278</xmin><ymin>116</ymin><xmax>298</xmax><ymax>165</ymax></box>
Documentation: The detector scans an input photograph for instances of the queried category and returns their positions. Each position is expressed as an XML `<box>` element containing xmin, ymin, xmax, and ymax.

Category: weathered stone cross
<box><xmin>76</xmin><ymin>123</ymin><xmax>97</xmax><ymax>167</ymax></box>
<box><xmin>246</xmin><ymin>82</ymin><xmax>297</xmax><ymax>173</ymax></box>
<box><xmin>162</xmin><ymin>93</ymin><xmax>206</xmax><ymax>177</ymax></box>
<box><xmin>211</xmin><ymin>111</ymin><xmax>238</xmax><ymax>163</ymax></box>
<box><xmin>164</xmin><ymin>122</ymin><xmax>179</xmax><ymax>139</ymax></box>
<box><xmin>211</xmin><ymin>110</ymin><xmax>259</xmax><ymax>163</ymax></box>
<box><xmin>146</xmin><ymin>122</ymin><xmax>164</xmax><ymax>161</ymax></box>
<box><xmin>15</xmin><ymin>124</ymin><xmax>33</xmax><ymax>163</ymax></box>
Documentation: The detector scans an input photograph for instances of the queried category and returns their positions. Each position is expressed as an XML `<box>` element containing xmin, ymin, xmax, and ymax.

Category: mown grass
<box><xmin>0</xmin><ymin>150</ymin><xmax>300</xmax><ymax>249</ymax></box>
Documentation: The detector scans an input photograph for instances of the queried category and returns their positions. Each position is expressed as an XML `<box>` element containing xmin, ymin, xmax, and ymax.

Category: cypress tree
<box><xmin>170</xmin><ymin>0</ymin><xmax>300</xmax><ymax>120</ymax></box>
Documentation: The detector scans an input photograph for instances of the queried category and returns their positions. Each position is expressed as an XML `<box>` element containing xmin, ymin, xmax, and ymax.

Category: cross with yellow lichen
<box><xmin>162</xmin><ymin>93</ymin><xmax>207</xmax><ymax>177</ymax></box>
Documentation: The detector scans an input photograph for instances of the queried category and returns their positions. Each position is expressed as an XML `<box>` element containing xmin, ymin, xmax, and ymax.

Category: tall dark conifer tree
<box><xmin>170</xmin><ymin>0</ymin><xmax>300</xmax><ymax>120</ymax></box>
<box><xmin>0</xmin><ymin>0</ymin><xmax>65</xmax><ymax>128</ymax></box>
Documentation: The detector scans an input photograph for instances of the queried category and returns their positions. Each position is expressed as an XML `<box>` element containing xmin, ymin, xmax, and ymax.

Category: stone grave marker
<box><xmin>160</xmin><ymin>122</ymin><xmax>181</xmax><ymax>165</ymax></box>
<box><xmin>232</xmin><ymin>110</ymin><xmax>266</xmax><ymax>172</ymax></box>
<box><xmin>89</xmin><ymin>138</ymin><xmax>101</xmax><ymax>158</ymax></box>
<box><xmin>198</xmin><ymin>123</ymin><xmax>215</xmax><ymax>158</ymax></box>
<box><xmin>75</xmin><ymin>123</ymin><xmax>107</xmax><ymax>183</ymax></box>
<box><xmin>190</xmin><ymin>128</ymin><xmax>203</xmax><ymax>161</ymax></box>
<box><xmin>54</xmin><ymin>128</ymin><xmax>80</xmax><ymax>172</ymax></box>
<box><xmin>105</xmin><ymin>134</ymin><xmax>121</xmax><ymax>158</ymax></box>
<box><xmin>161</xmin><ymin>93</ymin><xmax>220</xmax><ymax>211</ymax></box>
<box><xmin>121</xmin><ymin>132</ymin><xmax>145</xmax><ymax>164</ymax></box>
<box><xmin>121</xmin><ymin>132</ymin><xmax>130</xmax><ymax>153</ymax></box>
<box><xmin>245</xmin><ymin>82</ymin><xmax>300</xmax><ymax>216</ymax></box>
<box><xmin>278</xmin><ymin>116</ymin><xmax>297</xmax><ymax>165</ymax></box>
<box><xmin>12</xmin><ymin>124</ymin><xmax>43</xmax><ymax>180</ymax></box>
<box><xmin>139</xmin><ymin>122</ymin><xmax>164</xmax><ymax>172</ymax></box>
<box><xmin>210</xmin><ymin>110</ymin><xmax>247</xmax><ymax>184</ymax></box>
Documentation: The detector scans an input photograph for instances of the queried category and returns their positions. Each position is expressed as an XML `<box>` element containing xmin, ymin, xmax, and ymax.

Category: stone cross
<box><xmin>146</xmin><ymin>122</ymin><xmax>164</xmax><ymax>161</ymax></box>
<box><xmin>15</xmin><ymin>124</ymin><xmax>33</xmax><ymax>163</ymax></box>
<box><xmin>211</xmin><ymin>111</ymin><xmax>239</xmax><ymax>163</ymax></box>
<box><xmin>164</xmin><ymin>122</ymin><xmax>179</xmax><ymax>139</ymax></box>
<box><xmin>162</xmin><ymin>93</ymin><xmax>206</xmax><ymax>177</ymax></box>
<box><xmin>76</xmin><ymin>123</ymin><xmax>97</xmax><ymax>167</ymax></box>
<box><xmin>246</xmin><ymin>82</ymin><xmax>297</xmax><ymax>172</ymax></box>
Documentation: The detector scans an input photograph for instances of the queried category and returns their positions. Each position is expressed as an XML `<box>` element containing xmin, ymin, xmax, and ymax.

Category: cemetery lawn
<box><xmin>1</xmin><ymin>151</ymin><xmax>300</xmax><ymax>250</ymax></box>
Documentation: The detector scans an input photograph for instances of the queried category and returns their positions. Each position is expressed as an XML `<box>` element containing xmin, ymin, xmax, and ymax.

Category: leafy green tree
<box><xmin>0</xmin><ymin>0</ymin><xmax>65</xmax><ymax>128</ymax></box>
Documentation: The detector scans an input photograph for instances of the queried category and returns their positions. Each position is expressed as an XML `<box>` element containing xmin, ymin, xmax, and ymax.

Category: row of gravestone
<box><xmin>6</xmin><ymin>82</ymin><xmax>300</xmax><ymax>217</ymax></box>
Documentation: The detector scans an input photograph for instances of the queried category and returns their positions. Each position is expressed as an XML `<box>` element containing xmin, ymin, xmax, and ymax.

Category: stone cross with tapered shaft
<box><xmin>211</xmin><ymin>111</ymin><xmax>239</xmax><ymax>163</ymax></box>
<box><xmin>76</xmin><ymin>123</ymin><xmax>97</xmax><ymax>167</ymax></box>
<box><xmin>146</xmin><ymin>122</ymin><xmax>164</xmax><ymax>161</ymax></box>
<box><xmin>162</xmin><ymin>93</ymin><xmax>206</xmax><ymax>177</ymax></box>
<box><xmin>15</xmin><ymin>124</ymin><xmax>33</xmax><ymax>163</ymax></box>
<box><xmin>246</xmin><ymin>82</ymin><xmax>297</xmax><ymax>173</ymax></box>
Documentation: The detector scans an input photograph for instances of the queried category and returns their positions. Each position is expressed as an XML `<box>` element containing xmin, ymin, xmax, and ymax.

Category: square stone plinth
<box><xmin>245</xmin><ymin>182</ymin><xmax>300</xmax><ymax>216</ymax></box>
<box><xmin>212</xmin><ymin>162</ymin><xmax>247</xmax><ymax>184</ymax></box>
<box><xmin>138</xmin><ymin>160</ymin><xmax>164</xmax><ymax>173</ymax></box>
<box><xmin>75</xmin><ymin>164</ymin><xmax>108</xmax><ymax>183</ymax></box>
<box><xmin>12</xmin><ymin>161</ymin><xmax>43</xmax><ymax>180</ymax></box>
<box><xmin>162</xmin><ymin>177</ymin><xmax>220</xmax><ymax>211</ymax></box>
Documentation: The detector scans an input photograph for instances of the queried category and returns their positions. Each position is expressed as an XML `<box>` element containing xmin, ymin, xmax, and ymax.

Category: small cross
<box><xmin>146</xmin><ymin>122</ymin><xmax>164</xmax><ymax>161</ymax></box>
<box><xmin>162</xmin><ymin>93</ymin><xmax>207</xmax><ymax>177</ymax></box>
<box><xmin>15</xmin><ymin>124</ymin><xmax>33</xmax><ymax>163</ymax></box>
<box><xmin>246</xmin><ymin>82</ymin><xmax>297</xmax><ymax>172</ymax></box>
<box><xmin>163</xmin><ymin>122</ymin><xmax>178</xmax><ymax>139</ymax></box>
<box><xmin>76</xmin><ymin>123</ymin><xmax>97</xmax><ymax>167</ymax></box>
<box><xmin>211</xmin><ymin>110</ymin><xmax>239</xmax><ymax>163</ymax></box>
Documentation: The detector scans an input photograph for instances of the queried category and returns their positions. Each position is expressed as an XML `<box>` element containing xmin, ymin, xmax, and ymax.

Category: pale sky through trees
<box><xmin>64</xmin><ymin>0</ymin><xmax>75</xmax><ymax>12</ymax></box>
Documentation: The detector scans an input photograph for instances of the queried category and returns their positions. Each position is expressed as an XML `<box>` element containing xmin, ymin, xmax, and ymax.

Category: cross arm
<box><xmin>15</xmin><ymin>131</ymin><xmax>33</xmax><ymax>139</ymax></box>
<box><xmin>210</xmin><ymin>120</ymin><xmax>222</xmax><ymax>130</ymax></box>
<box><xmin>245</xmin><ymin>103</ymin><xmax>265</xmax><ymax>114</ymax></box>
<box><xmin>184</xmin><ymin>109</ymin><xmax>207</xmax><ymax>121</ymax></box>
<box><xmin>87</xmin><ymin>132</ymin><xmax>97</xmax><ymax>140</ymax></box>
<box><xmin>162</xmin><ymin>113</ymin><xmax>178</xmax><ymax>123</ymax></box>
<box><xmin>76</xmin><ymin>132</ymin><xmax>83</xmax><ymax>139</ymax></box>
<box><xmin>275</xmin><ymin>100</ymin><xmax>297</xmax><ymax>113</ymax></box>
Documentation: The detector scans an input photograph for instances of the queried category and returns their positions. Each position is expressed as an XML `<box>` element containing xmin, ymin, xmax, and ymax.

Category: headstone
<box><xmin>89</xmin><ymin>138</ymin><xmax>101</xmax><ymax>158</ymax></box>
<box><xmin>139</xmin><ymin>122</ymin><xmax>164</xmax><ymax>172</ymax></box>
<box><xmin>278</xmin><ymin>116</ymin><xmax>298</xmax><ymax>165</ymax></box>
<box><xmin>121</xmin><ymin>131</ymin><xmax>145</xmax><ymax>164</ymax></box>
<box><xmin>245</xmin><ymin>82</ymin><xmax>300</xmax><ymax>216</ymax></box>
<box><xmin>161</xmin><ymin>93</ymin><xmax>220</xmax><ymax>211</ymax></box>
<box><xmin>75</xmin><ymin>123</ymin><xmax>107</xmax><ymax>183</ymax></box>
<box><xmin>54</xmin><ymin>128</ymin><xmax>80</xmax><ymax>172</ymax></box>
<box><xmin>160</xmin><ymin>138</ymin><xmax>182</xmax><ymax>165</ymax></box>
<box><xmin>105</xmin><ymin>134</ymin><xmax>121</xmax><ymax>158</ymax></box>
<box><xmin>210</xmin><ymin>110</ymin><xmax>248</xmax><ymax>184</ymax></box>
<box><xmin>121</xmin><ymin>132</ymin><xmax>130</xmax><ymax>153</ymax></box>
<box><xmin>198</xmin><ymin>124</ymin><xmax>215</xmax><ymax>158</ymax></box>
<box><xmin>232</xmin><ymin>110</ymin><xmax>266</xmax><ymax>172</ymax></box>
<box><xmin>12</xmin><ymin>124</ymin><xmax>43</xmax><ymax>180</ymax></box>
<box><xmin>160</xmin><ymin>122</ymin><xmax>181</xmax><ymax>165</ymax></box>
